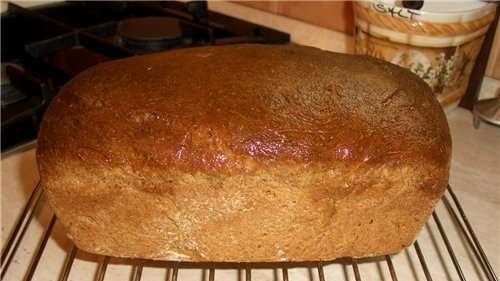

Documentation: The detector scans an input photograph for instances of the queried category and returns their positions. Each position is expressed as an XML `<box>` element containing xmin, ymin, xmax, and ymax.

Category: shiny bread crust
<box><xmin>37</xmin><ymin>44</ymin><xmax>451</xmax><ymax>261</ymax></box>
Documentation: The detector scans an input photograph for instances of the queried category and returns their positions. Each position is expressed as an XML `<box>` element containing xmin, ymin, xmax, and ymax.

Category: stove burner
<box><xmin>118</xmin><ymin>17</ymin><xmax>183</xmax><ymax>53</ymax></box>
<box><xmin>1</xmin><ymin>64</ymin><xmax>28</xmax><ymax>108</ymax></box>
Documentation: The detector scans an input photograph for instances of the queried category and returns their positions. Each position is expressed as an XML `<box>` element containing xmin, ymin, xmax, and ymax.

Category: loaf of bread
<box><xmin>37</xmin><ymin>44</ymin><xmax>451</xmax><ymax>262</ymax></box>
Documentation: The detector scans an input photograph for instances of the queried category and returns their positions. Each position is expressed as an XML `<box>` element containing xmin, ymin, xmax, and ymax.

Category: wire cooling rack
<box><xmin>1</xmin><ymin>184</ymin><xmax>498</xmax><ymax>281</ymax></box>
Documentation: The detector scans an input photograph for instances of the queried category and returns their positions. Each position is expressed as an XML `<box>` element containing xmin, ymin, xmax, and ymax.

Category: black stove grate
<box><xmin>0</xmin><ymin>1</ymin><xmax>290</xmax><ymax>152</ymax></box>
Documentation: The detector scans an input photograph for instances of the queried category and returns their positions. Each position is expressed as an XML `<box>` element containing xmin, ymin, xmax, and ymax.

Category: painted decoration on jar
<box><xmin>354</xmin><ymin>1</ymin><xmax>496</xmax><ymax>107</ymax></box>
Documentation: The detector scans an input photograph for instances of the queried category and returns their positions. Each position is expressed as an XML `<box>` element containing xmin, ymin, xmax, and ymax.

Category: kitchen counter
<box><xmin>1</xmin><ymin>2</ymin><xmax>499</xmax><ymax>280</ymax></box>
<box><xmin>1</xmin><ymin>107</ymin><xmax>499</xmax><ymax>281</ymax></box>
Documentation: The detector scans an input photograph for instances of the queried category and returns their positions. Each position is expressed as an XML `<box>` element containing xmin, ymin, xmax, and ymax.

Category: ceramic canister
<box><xmin>354</xmin><ymin>0</ymin><xmax>497</xmax><ymax>107</ymax></box>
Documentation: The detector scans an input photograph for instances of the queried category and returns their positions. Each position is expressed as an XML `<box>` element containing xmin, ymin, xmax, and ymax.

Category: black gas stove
<box><xmin>1</xmin><ymin>1</ymin><xmax>290</xmax><ymax>152</ymax></box>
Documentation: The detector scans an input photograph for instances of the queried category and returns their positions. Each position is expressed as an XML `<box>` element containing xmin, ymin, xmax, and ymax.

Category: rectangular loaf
<box><xmin>37</xmin><ymin>44</ymin><xmax>451</xmax><ymax>262</ymax></box>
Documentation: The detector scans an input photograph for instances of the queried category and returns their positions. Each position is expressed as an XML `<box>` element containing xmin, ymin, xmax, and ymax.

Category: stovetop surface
<box><xmin>1</xmin><ymin>1</ymin><xmax>290</xmax><ymax>152</ymax></box>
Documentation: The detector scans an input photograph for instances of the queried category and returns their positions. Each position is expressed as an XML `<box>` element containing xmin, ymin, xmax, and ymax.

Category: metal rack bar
<box><xmin>352</xmin><ymin>259</ymin><xmax>361</xmax><ymax>281</ymax></box>
<box><xmin>23</xmin><ymin>215</ymin><xmax>56</xmax><ymax>281</ymax></box>
<box><xmin>317</xmin><ymin>263</ymin><xmax>325</xmax><ymax>281</ymax></box>
<box><xmin>245</xmin><ymin>267</ymin><xmax>251</xmax><ymax>281</ymax></box>
<box><xmin>442</xmin><ymin>196</ymin><xmax>490</xmax><ymax>279</ymax></box>
<box><xmin>447</xmin><ymin>186</ymin><xmax>499</xmax><ymax>281</ymax></box>
<box><xmin>166</xmin><ymin>268</ymin><xmax>172</xmax><ymax>281</ymax></box>
<box><xmin>282</xmin><ymin>268</ymin><xmax>289</xmax><ymax>281</ymax></box>
<box><xmin>95</xmin><ymin>256</ymin><xmax>110</xmax><ymax>281</ymax></box>
<box><xmin>209</xmin><ymin>268</ymin><xmax>215</xmax><ymax>281</ymax></box>
<box><xmin>413</xmin><ymin>241</ymin><xmax>433</xmax><ymax>281</ymax></box>
<box><xmin>385</xmin><ymin>255</ymin><xmax>398</xmax><ymax>281</ymax></box>
<box><xmin>58</xmin><ymin>246</ymin><xmax>78</xmax><ymax>281</ymax></box>
<box><xmin>132</xmin><ymin>264</ymin><xmax>143</xmax><ymax>281</ymax></box>
<box><xmin>432</xmin><ymin>212</ymin><xmax>467</xmax><ymax>281</ymax></box>
<box><xmin>172</xmin><ymin>264</ymin><xmax>179</xmax><ymax>281</ymax></box>
<box><xmin>59</xmin><ymin>245</ymin><xmax>78</xmax><ymax>281</ymax></box>
<box><xmin>1</xmin><ymin>183</ymin><xmax>41</xmax><ymax>264</ymax></box>
<box><xmin>1</xmin><ymin>183</ymin><xmax>44</xmax><ymax>279</ymax></box>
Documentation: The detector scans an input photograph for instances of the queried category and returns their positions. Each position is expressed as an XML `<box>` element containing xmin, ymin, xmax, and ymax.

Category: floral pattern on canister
<box><xmin>353</xmin><ymin>1</ymin><xmax>495</xmax><ymax>107</ymax></box>
<box><xmin>392</xmin><ymin>44</ymin><xmax>478</xmax><ymax>97</ymax></box>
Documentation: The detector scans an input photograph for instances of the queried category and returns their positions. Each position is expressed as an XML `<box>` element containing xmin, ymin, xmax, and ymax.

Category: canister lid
<box><xmin>366</xmin><ymin>0</ymin><xmax>496</xmax><ymax>23</ymax></box>
<box><xmin>379</xmin><ymin>0</ymin><xmax>491</xmax><ymax>13</ymax></box>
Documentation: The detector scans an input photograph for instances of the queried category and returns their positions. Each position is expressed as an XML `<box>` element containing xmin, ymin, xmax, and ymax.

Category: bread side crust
<box><xmin>43</xmin><ymin>162</ymin><xmax>447</xmax><ymax>262</ymax></box>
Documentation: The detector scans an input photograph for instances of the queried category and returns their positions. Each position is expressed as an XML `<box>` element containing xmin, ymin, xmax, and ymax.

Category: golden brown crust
<box><xmin>38</xmin><ymin>44</ymin><xmax>450</xmax><ymax>174</ymax></box>
<box><xmin>37</xmin><ymin>44</ymin><xmax>451</xmax><ymax>262</ymax></box>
